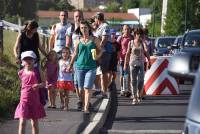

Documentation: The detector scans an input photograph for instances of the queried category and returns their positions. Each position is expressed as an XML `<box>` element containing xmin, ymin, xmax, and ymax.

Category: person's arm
<box><xmin>13</xmin><ymin>34</ymin><xmax>21</xmax><ymax>64</ymax></box>
<box><xmin>68</xmin><ymin>39</ymin><xmax>79</xmax><ymax>69</ymax></box>
<box><xmin>124</xmin><ymin>41</ymin><xmax>131</xmax><ymax>71</ymax></box>
<box><xmin>94</xmin><ymin>37</ymin><xmax>103</xmax><ymax>60</ymax></box>
<box><xmin>66</xmin><ymin>25</ymin><xmax>72</xmax><ymax>48</ymax></box>
<box><xmin>143</xmin><ymin>41</ymin><xmax>151</xmax><ymax>68</ymax></box>
<box><xmin>100</xmin><ymin>35</ymin><xmax>108</xmax><ymax>48</ymax></box>
<box><xmin>66</xmin><ymin>35</ymin><xmax>72</xmax><ymax>48</ymax></box>
<box><xmin>49</xmin><ymin>24</ymin><xmax>56</xmax><ymax>51</ymax></box>
<box><xmin>38</xmin><ymin>36</ymin><xmax>47</xmax><ymax>57</ymax></box>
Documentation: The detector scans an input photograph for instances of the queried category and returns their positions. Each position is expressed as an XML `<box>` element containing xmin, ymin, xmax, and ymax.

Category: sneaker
<box><xmin>132</xmin><ymin>98</ymin><xmax>137</xmax><ymax>105</ymax></box>
<box><xmin>120</xmin><ymin>91</ymin><xmax>125</xmax><ymax>96</ymax></box>
<box><xmin>92</xmin><ymin>91</ymin><xmax>101</xmax><ymax>96</ymax></box>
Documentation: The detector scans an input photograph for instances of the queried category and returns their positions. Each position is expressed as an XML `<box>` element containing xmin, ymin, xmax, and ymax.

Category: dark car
<box><xmin>182</xmin><ymin>67</ymin><xmax>200</xmax><ymax>134</ymax></box>
<box><xmin>154</xmin><ymin>36</ymin><xmax>176</xmax><ymax>56</ymax></box>
<box><xmin>168</xmin><ymin>29</ymin><xmax>200</xmax><ymax>81</ymax></box>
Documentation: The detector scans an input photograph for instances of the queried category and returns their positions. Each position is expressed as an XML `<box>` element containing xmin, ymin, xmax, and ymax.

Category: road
<box><xmin>100</xmin><ymin>84</ymin><xmax>191</xmax><ymax>134</ymax></box>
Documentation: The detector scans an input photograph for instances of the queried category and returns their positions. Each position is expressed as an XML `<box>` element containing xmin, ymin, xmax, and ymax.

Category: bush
<box><xmin>0</xmin><ymin>55</ymin><xmax>20</xmax><ymax>119</ymax></box>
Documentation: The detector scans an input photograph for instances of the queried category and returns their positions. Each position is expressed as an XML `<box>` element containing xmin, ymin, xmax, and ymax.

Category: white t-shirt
<box><xmin>94</xmin><ymin>23</ymin><xmax>110</xmax><ymax>40</ymax></box>
<box><xmin>50</xmin><ymin>22</ymin><xmax>72</xmax><ymax>52</ymax></box>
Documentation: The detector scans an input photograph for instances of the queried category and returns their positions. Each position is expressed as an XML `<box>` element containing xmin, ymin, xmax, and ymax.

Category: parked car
<box><xmin>168</xmin><ymin>29</ymin><xmax>200</xmax><ymax>81</ymax></box>
<box><xmin>154</xmin><ymin>36</ymin><xmax>176</xmax><ymax>56</ymax></box>
<box><xmin>171</xmin><ymin>35</ymin><xmax>183</xmax><ymax>54</ymax></box>
<box><xmin>182</xmin><ymin>67</ymin><xmax>200</xmax><ymax>134</ymax></box>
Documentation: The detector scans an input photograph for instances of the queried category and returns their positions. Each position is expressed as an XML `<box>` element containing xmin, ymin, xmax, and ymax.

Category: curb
<box><xmin>82</xmin><ymin>98</ymin><xmax>111</xmax><ymax>134</ymax></box>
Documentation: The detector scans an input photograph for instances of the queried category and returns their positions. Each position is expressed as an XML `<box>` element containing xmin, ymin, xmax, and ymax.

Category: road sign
<box><xmin>144</xmin><ymin>56</ymin><xmax>179</xmax><ymax>95</ymax></box>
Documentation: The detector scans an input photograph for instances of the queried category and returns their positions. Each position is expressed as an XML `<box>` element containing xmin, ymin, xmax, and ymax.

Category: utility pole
<box><xmin>161</xmin><ymin>0</ymin><xmax>168</xmax><ymax>35</ymax></box>
<box><xmin>0</xmin><ymin>18</ymin><xmax>3</xmax><ymax>54</ymax></box>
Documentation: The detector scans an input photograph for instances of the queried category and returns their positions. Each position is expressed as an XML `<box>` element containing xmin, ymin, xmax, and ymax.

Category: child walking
<box><xmin>57</xmin><ymin>47</ymin><xmax>74</xmax><ymax>111</ymax></box>
<box><xmin>43</xmin><ymin>50</ymin><xmax>58</xmax><ymax>108</ymax></box>
<box><xmin>14</xmin><ymin>51</ymin><xmax>46</xmax><ymax>134</ymax></box>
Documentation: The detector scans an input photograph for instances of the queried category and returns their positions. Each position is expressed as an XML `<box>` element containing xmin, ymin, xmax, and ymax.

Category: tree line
<box><xmin>1</xmin><ymin>0</ymin><xmax>200</xmax><ymax>36</ymax></box>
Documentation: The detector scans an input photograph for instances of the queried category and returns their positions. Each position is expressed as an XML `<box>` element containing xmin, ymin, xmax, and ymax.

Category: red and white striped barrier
<box><xmin>144</xmin><ymin>56</ymin><xmax>179</xmax><ymax>95</ymax></box>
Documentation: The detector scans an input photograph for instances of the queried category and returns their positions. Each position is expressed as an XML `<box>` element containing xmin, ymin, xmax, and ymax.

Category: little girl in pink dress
<box><xmin>14</xmin><ymin>51</ymin><xmax>46</xmax><ymax>134</ymax></box>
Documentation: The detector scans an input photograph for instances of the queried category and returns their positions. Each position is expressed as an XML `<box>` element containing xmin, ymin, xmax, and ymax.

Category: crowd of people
<box><xmin>13</xmin><ymin>10</ymin><xmax>154</xmax><ymax>134</ymax></box>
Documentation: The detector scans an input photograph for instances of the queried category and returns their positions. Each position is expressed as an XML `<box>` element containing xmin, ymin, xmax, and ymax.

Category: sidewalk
<box><xmin>0</xmin><ymin>89</ymin><xmax>112</xmax><ymax>134</ymax></box>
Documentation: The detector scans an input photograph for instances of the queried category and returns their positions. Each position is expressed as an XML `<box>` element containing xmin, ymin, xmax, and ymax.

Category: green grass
<box><xmin>0</xmin><ymin>31</ymin><xmax>19</xmax><ymax>120</ymax></box>
<box><xmin>3</xmin><ymin>30</ymin><xmax>18</xmax><ymax>64</ymax></box>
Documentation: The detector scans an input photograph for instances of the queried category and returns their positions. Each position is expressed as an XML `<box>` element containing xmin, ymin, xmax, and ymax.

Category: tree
<box><xmin>104</xmin><ymin>2</ymin><xmax>121</xmax><ymax>12</ymax></box>
<box><xmin>143</xmin><ymin>0</ymin><xmax>162</xmax><ymax>37</ymax></box>
<box><xmin>121</xmin><ymin>0</ymin><xmax>139</xmax><ymax>12</ymax></box>
<box><xmin>2</xmin><ymin>0</ymin><xmax>37</xmax><ymax>22</ymax></box>
<box><xmin>164</xmin><ymin>0</ymin><xmax>185</xmax><ymax>35</ymax></box>
<box><xmin>164</xmin><ymin>0</ymin><xmax>200</xmax><ymax>35</ymax></box>
<box><xmin>55</xmin><ymin>0</ymin><xmax>75</xmax><ymax>11</ymax></box>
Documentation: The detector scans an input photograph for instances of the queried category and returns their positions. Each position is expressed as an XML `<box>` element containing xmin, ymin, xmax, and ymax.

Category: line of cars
<box><xmin>161</xmin><ymin>29</ymin><xmax>200</xmax><ymax>134</ymax></box>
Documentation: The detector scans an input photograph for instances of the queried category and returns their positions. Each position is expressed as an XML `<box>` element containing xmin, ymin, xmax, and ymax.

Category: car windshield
<box><xmin>174</xmin><ymin>36</ymin><xmax>183</xmax><ymax>46</ymax></box>
<box><xmin>184</xmin><ymin>32</ymin><xmax>200</xmax><ymax>48</ymax></box>
<box><xmin>157</xmin><ymin>38</ymin><xmax>176</xmax><ymax>48</ymax></box>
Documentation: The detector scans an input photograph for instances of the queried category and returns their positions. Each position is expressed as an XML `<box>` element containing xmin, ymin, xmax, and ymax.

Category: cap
<box><xmin>94</xmin><ymin>12</ymin><xmax>104</xmax><ymax>21</ymax></box>
<box><xmin>21</xmin><ymin>51</ymin><xmax>37</xmax><ymax>60</ymax></box>
<box><xmin>110</xmin><ymin>29</ymin><xmax>116</xmax><ymax>34</ymax></box>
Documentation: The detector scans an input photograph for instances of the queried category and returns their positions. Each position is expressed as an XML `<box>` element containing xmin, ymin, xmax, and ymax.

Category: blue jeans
<box><xmin>76</xmin><ymin>68</ymin><xmax>96</xmax><ymax>89</ymax></box>
<box><xmin>130</xmin><ymin>65</ymin><xmax>144</xmax><ymax>97</ymax></box>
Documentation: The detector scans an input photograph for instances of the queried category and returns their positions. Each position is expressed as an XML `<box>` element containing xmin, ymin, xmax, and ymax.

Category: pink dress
<box><xmin>46</xmin><ymin>61</ymin><xmax>58</xmax><ymax>89</ymax></box>
<box><xmin>14</xmin><ymin>69</ymin><xmax>46</xmax><ymax>119</ymax></box>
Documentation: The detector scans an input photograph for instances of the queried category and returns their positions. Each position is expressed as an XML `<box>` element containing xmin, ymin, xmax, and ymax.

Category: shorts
<box><xmin>57</xmin><ymin>81</ymin><xmax>75</xmax><ymax>91</ymax></box>
<box><xmin>96</xmin><ymin>66</ymin><xmax>102</xmax><ymax>75</ymax></box>
<box><xmin>119</xmin><ymin>61</ymin><xmax>129</xmax><ymax>76</ymax></box>
<box><xmin>76</xmin><ymin>68</ymin><xmax>96</xmax><ymax>89</ymax></box>
<box><xmin>109</xmin><ymin>53</ymin><xmax>118</xmax><ymax>72</ymax></box>
<box><xmin>99</xmin><ymin>52</ymin><xmax>111</xmax><ymax>73</ymax></box>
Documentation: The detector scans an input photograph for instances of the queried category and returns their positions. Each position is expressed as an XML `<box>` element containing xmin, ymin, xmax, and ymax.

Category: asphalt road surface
<box><xmin>100</xmin><ymin>84</ymin><xmax>191</xmax><ymax>134</ymax></box>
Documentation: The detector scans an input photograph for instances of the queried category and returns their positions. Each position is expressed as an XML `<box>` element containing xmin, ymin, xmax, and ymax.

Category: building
<box><xmin>37</xmin><ymin>10</ymin><xmax>139</xmax><ymax>29</ymax></box>
<box><xmin>128</xmin><ymin>8</ymin><xmax>152</xmax><ymax>28</ymax></box>
<box><xmin>69</xmin><ymin>0</ymin><xmax>106</xmax><ymax>9</ymax></box>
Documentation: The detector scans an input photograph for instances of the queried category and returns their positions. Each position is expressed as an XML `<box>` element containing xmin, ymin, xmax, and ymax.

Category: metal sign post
<box><xmin>0</xmin><ymin>20</ymin><xmax>3</xmax><ymax>54</ymax></box>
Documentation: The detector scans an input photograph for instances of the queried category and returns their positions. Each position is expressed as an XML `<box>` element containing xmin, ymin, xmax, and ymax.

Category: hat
<box><xmin>94</xmin><ymin>12</ymin><xmax>104</xmax><ymax>21</ymax></box>
<box><xmin>110</xmin><ymin>29</ymin><xmax>116</xmax><ymax>34</ymax></box>
<box><xmin>21</xmin><ymin>51</ymin><xmax>37</xmax><ymax>60</ymax></box>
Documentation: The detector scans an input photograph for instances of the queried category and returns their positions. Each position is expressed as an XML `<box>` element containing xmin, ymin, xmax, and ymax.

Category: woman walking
<box><xmin>124</xmin><ymin>28</ymin><xmax>150</xmax><ymax>105</ymax></box>
<box><xmin>69</xmin><ymin>20</ymin><xmax>102</xmax><ymax>113</ymax></box>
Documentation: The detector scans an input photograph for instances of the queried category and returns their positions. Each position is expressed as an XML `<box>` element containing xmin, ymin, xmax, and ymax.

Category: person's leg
<box><xmin>30</xmin><ymin>119</ymin><xmax>39</xmax><ymax>134</ymax></box>
<box><xmin>84</xmin><ymin>88</ymin><xmax>90</xmax><ymax>112</ymax></box>
<box><xmin>137</xmin><ymin>65</ymin><xmax>145</xmax><ymax>102</ymax></box>
<box><xmin>18</xmin><ymin>118</ymin><xmax>26</xmax><ymax>134</ymax></box>
<box><xmin>63</xmin><ymin>90</ymin><xmax>69</xmax><ymax>110</ymax></box>
<box><xmin>47</xmin><ymin>88</ymin><xmax>52</xmax><ymax>107</ymax></box>
<box><xmin>84</xmin><ymin>69</ymin><xmax>96</xmax><ymax>112</ymax></box>
<box><xmin>93</xmin><ymin>74</ymin><xmax>101</xmax><ymax>96</ymax></box>
<box><xmin>59</xmin><ymin>90</ymin><xmax>64</xmax><ymax>109</ymax></box>
<box><xmin>76</xmin><ymin>69</ymin><xmax>86</xmax><ymax>110</ymax></box>
<box><xmin>52</xmin><ymin>88</ymin><xmax>57</xmax><ymax>107</ymax></box>
<box><xmin>119</xmin><ymin>61</ymin><xmax>124</xmax><ymax>95</ymax></box>
<box><xmin>130</xmin><ymin>66</ymin><xmax>139</xmax><ymax>104</ymax></box>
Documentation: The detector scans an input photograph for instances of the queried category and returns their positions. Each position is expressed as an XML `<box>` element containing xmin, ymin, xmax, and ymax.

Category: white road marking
<box><xmin>107</xmin><ymin>129</ymin><xmax>182</xmax><ymax>134</ymax></box>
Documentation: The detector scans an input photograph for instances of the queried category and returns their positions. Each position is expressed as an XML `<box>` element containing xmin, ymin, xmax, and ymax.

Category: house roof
<box><xmin>37</xmin><ymin>10</ymin><xmax>138</xmax><ymax>21</ymax></box>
